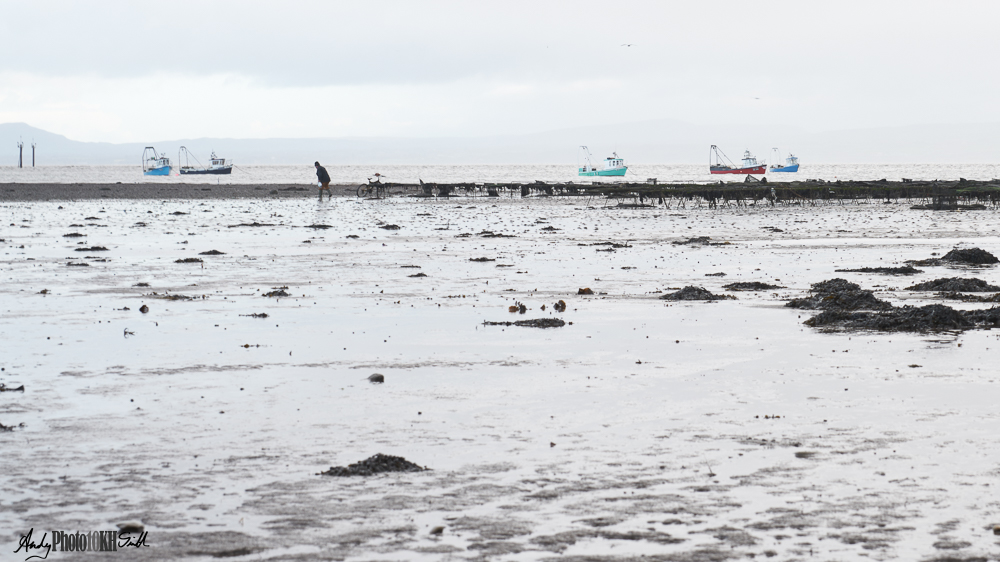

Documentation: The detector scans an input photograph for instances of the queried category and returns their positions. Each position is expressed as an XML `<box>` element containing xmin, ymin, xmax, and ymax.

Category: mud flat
<box><xmin>3</xmin><ymin>197</ymin><xmax>1000</xmax><ymax>560</ymax></box>
<box><xmin>0</xmin><ymin>182</ymin><xmax>357</xmax><ymax>201</ymax></box>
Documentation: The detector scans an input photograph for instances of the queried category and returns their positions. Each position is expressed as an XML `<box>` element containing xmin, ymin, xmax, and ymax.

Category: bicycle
<box><xmin>357</xmin><ymin>173</ymin><xmax>387</xmax><ymax>198</ymax></box>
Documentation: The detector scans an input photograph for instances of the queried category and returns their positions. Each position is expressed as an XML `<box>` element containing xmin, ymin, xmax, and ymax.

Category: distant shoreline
<box><xmin>0</xmin><ymin>183</ymin><xmax>358</xmax><ymax>201</ymax></box>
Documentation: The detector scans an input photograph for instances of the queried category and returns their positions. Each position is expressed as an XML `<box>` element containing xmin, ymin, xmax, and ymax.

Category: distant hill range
<box><xmin>2</xmin><ymin>121</ymin><xmax>999</xmax><ymax>166</ymax></box>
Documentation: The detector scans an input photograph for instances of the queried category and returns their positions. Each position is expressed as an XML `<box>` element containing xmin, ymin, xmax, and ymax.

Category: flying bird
<box><xmin>621</xmin><ymin>43</ymin><xmax>635</xmax><ymax>47</ymax></box>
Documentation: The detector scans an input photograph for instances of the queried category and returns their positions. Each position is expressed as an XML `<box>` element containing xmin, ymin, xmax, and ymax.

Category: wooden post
<box><xmin>17</xmin><ymin>140</ymin><xmax>23</xmax><ymax>168</ymax></box>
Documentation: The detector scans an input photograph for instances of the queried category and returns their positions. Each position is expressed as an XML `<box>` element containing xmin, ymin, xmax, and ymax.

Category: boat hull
<box><xmin>180</xmin><ymin>167</ymin><xmax>233</xmax><ymax>175</ymax></box>
<box><xmin>710</xmin><ymin>165</ymin><xmax>766</xmax><ymax>175</ymax></box>
<box><xmin>143</xmin><ymin>166</ymin><xmax>172</xmax><ymax>176</ymax></box>
<box><xmin>770</xmin><ymin>164</ymin><xmax>799</xmax><ymax>173</ymax></box>
<box><xmin>579</xmin><ymin>167</ymin><xmax>627</xmax><ymax>177</ymax></box>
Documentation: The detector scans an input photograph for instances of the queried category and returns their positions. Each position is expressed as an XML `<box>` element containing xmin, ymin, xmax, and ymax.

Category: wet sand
<box><xmin>2</xmin><ymin>194</ymin><xmax>1000</xmax><ymax>560</ymax></box>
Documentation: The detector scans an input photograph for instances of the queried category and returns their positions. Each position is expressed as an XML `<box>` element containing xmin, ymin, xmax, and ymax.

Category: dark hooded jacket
<box><xmin>316</xmin><ymin>165</ymin><xmax>331</xmax><ymax>183</ymax></box>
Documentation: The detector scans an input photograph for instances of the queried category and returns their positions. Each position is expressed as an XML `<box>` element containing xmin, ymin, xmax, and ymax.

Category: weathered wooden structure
<box><xmin>366</xmin><ymin>178</ymin><xmax>1000</xmax><ymax>209</ymax></box>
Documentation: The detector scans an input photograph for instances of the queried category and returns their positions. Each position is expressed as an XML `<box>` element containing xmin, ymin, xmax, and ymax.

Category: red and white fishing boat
<box><xmin>709</xmin><ymin>145</ymin><xmax>766</xmax><ymax>175</ymax></box>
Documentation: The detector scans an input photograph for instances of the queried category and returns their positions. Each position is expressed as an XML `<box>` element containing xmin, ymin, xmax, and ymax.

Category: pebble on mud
<box><xmin>430</xmin><ymin>526</ymin><xmax>445</xmax><ymax>536</ymax></box>
<box><xmin>368</xmin><ymin>374</ymin><xmax>384</xmax><ymax>384</ymax></box>
<box><xmin>660</xmin><ymin>286</ymin><xmax>736</xmax><ymax>301</ymax></box>
<box><xmin>553</xmin><ymin>299</ymin><xmax>567</xmax><ymax>312</ymax></box>
<box><xmin>116</xmin><ymin>522</ymin><xmax>144</xmax><ymax>534</ymax></box>
<box><xmin>319</xmin><ymin>453</ymin><xmax>427</xmax><ymax>477</ymax></box>
<box><xmin>139</xmin><ymin>305</ymin><xmax>149</xmax><ymax>313</ymax></box>
<box><xmin>578</xmin><ymin>288</ymin><xmax>594</xmax><ymax>295</ymax></box>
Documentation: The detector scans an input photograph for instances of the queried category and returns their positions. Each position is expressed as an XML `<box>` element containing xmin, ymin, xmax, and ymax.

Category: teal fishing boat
<box><xmin>578</xmin><ymin>146</ymin><xmax>627</xmax><ymax>177</ymax></box>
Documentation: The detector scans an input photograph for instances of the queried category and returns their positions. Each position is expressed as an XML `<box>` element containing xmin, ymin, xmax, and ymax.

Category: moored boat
<box><xmin>142</xmin><ymin>146</ymin><xmax>172</xmax><ymax>176</ymax></box>
<box><xmin>178</xmin><ymin>147</ymin><xmax>233</xmax><ymax>175</ymax></box>
<box><xmin>769</xmin><ymin>148</ymin><xmax>799</xmax><ymax>172</ymax></box>
<box><xmin>709</xmin><ymin>145</ymin><xmax>766</xmax><ymax>175</ymax></box>
<box><xmin>578</xmin><ymin>146</ymin><xmax>627</xmax><ymax>177</ymax></box>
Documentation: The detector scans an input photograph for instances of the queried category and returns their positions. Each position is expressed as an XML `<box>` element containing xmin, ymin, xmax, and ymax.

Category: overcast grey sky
<box><xmin>0</xmin><ymin>0</ymin><xmax>996</xmax><ymax>143</ymax></box>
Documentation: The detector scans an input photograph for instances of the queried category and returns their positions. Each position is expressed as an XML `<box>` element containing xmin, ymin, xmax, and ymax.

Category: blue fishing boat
<box><xmin>578</xmin><ymin>146</ymin><xmax>628</xmax><ymax>177</ymax></box>
<box><xmin>142</xmin><ymin>146</ymin><xmax>172</xmax><ymax>176</ymax></box>
<box><xmin>769</xmin><ymin>148</ymin><xmax>799</xmax><ymax>173</ymax></box>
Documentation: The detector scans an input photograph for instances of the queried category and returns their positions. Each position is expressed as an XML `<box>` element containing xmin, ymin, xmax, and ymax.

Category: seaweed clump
<box><xmin>785</xmin><ymin>279</ymin><xmax>891</xmax><ymax>311</ymax></box>
<box><xmin>941</xmin><ymin>248</ymin><xmax>999</xmax><ymax>265</ymax></box>
<box><xmin>835</xmin><ymin>266</ymin><xmax>922</xmax><ymax>275</ymax></box>
<box><xmin>805</xmin><ymin>304</ymin><xmax>974</xmax><ymax>332</ymax></box>
<box><xmin>319</xmin><ymin>454</ymin><xmax>427</xmax><ymax>477</ymax></box>
<box><xmin>484</xmin><ymin>318</ymin><xmax>566</xmax><ymax>328</ymax></box>
<box><xmin>660</xmin><ymin>286</ymin><xmax>736</xmax><ymax>301</ymax></box>
<box><xmin>723</xmin><ymin>282</ymin><xmax>784</xmax><ymax>291</ymax></box>
<box><xmin>906</xmin><ymin>277</ymin><xmax>1000</xmax><ymax>292</ymax></box>
<box><xmin>911</xmin><ymin>247</ymin><xmax>999</xmax><ymax>266</ymax></box>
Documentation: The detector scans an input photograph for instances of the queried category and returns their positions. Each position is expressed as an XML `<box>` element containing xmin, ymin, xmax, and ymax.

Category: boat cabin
<box><xmin>209</xmin><ymin>152</ymin><xmax>227</xmax><ymax>169</ymax></box>
<box><xmin>604</xmin><ymin>153</ymin><xmax>625</xmax><ymax>170</ymax></box>
<box><xmin>741</xmin><ymin>150</ymin><xmax>760</xmax><ymax>168</ymax></box>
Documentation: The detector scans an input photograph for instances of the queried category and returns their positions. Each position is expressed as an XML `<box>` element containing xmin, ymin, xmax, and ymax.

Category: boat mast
<box><xmin>710</xmin><ymin>145</ymin><xmax>735</xmax><ymax>168</ymax></box>
<box><xmin>580</xmin><ymin>145</ymin><xmax>595</xmax><ymax>171</ymax></box>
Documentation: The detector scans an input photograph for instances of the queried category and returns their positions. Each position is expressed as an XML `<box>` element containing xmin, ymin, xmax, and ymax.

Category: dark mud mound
<box><xmin>75</xmin><ymin>246</ymin><xmax>108</xmax><ymax>252</ymax></box>
<box><xmin>319</xmin><ymin>453</ymin><xmax>426</xmax><ymax>477</ymax></box>
<box><xmin>262</xmin><ymin>289</ymin><xmax>290</xmax><ymax>297</ymax></box>
<box><xmin>484</xmin><ymin>318</ymin><xmax>566</xmax><ymax>328</ymax></box>
<box><xmin>805</xmin><ymin>304</ymin><xmax>974</xmax><ymax>332</ymax></box>
<box><xmin>198</xmin><ymin>250</ymin><xmax>226</xmax><ymax>255</ymax></box>
<box><xmin>785</xmin><ymin>278</ymin><xmax>891</xmax><ymax>311</ymax></box>
<box><xmin>660</xmin><ymin>286</ymin><xmax>736</xmax><ymax>301</ymax></box>
<box><xmin>941</xmin><ymin>248</ymin><xmax>998</xmax><ymax>264</ymax></box>
<box><xmin>175</xmin><ymin>257</ymin><xmax>203</xmax><ymax>264</ymax></box>
<box><xmin>835</xmin><ymin>266</ymin><xmax>922</xmax><ymax>275</ymax></box>
<box><xmin>379</xmin><ymin>224</ymin><xmax>401</xmax><ymax>230</ymax></box>
<box><xmin>906</xmin><ymin>277</ymin><xmax>1000</xmax><ymax>292</ymax></box>
<box><xmin>723</xmin><ymin>282</ymin><xmax>784</xmax><ymax>291</ymax></box>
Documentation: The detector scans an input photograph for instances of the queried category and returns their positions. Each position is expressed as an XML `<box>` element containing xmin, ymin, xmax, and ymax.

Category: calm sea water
<box><xmin>1</xmin><ymin>163</ymin><xmax>998</xmax><ymax>185</ymax></box>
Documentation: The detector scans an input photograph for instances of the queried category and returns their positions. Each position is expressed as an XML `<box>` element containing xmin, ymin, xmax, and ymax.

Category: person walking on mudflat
<box><xmin>315</xmin><ymin>161</ymin><xmax>332</xmax><ymax>198</ymax></box>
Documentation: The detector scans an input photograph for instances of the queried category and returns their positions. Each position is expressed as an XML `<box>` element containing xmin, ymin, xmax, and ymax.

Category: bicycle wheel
<box><xmin>357</xmin><ymin>185</ymin><xmax>370</xmax><ymax>198</ymax></box>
